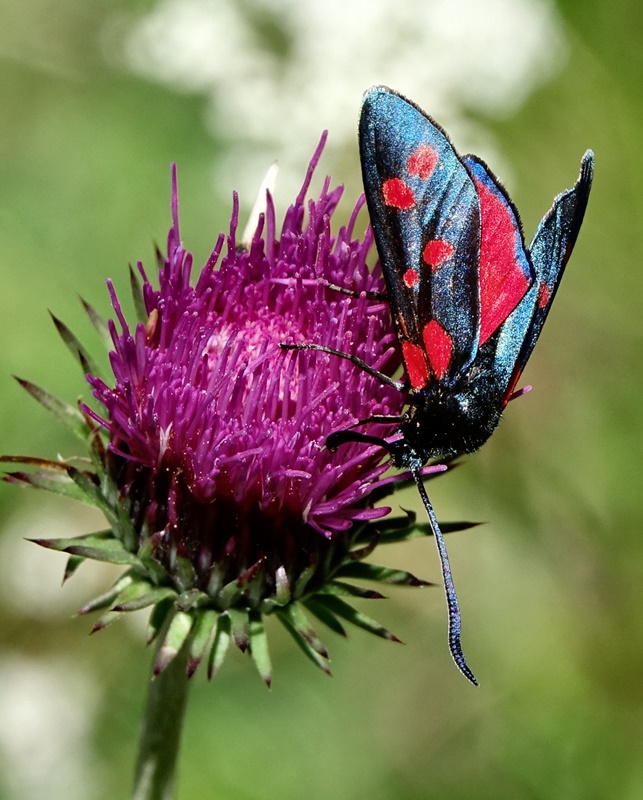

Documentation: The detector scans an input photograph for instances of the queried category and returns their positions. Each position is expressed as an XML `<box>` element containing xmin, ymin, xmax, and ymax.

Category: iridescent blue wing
<box><xmin>487</xmin><ymin>151</ymin><xmax>594</xmax><ymax>401</ymax></box>
<box><xmin>360</xmin><ymin>88</ymin><xmax>539</xmax><ymax>394</ymax></box>
<box><xmin>359</xmin><ymin>87</ymin><xmax>481</xmax><ymax>390</ymax></box>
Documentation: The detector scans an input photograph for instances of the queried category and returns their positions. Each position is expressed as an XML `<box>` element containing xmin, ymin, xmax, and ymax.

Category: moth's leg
<box><xmin>280</xmin><ymin>343</ymin><xmax>404</xmax><ymax>391</ymax></box>
<box><xmin>322</xmin><ymin>280</ymin><xmax>387</xmax><ymax>301</ymax></box>
<box><xmin>325</xmin><ymin>429</ymin><xmax>394</xmax><ymax>452</ymax></box>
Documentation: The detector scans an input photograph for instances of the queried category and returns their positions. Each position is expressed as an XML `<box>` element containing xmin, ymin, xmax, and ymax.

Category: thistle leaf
<box><xmin>335</xmin><ymin>561</ymin><xmax>431</xmax><ymax>586</ymax></box>
<box><xmin>241</xmin><ymin>559</ymin><xmax>267</xmax><ymax>607</ymax></box>
<box><xmin>321</xmin><ymin>580</ymin><xmax>386</xmax><ymax>599</ymax></box>
<box><xmin>147</xmin><ymin>597</ymin><xmax>174</xmax><ymax>645</ymax></box>
<box><xmin>227</xmin><ymin>607</ymin><xmax>249</xmax><ymax>652</ymax></box>
<box><xmin>63</xmin><ymin>554</ymin><xmax>84</xmax><ymax>583</ymax></box>
<box><xmin>208</xmin><ymin>613</ymin><xmax>232</xmax><ymax>680</ymax></box>
<box><xmin>303</xmin><ymin>598</ymin><xmax>347</xmax><ymax>637</ymax></box>
<box><xmin>154</xmin><ymin>611</ymin><xmax>193</xmax><ymax>674</ymax></box>
<box><xmin>4</xmin><ymin>467</ymin><xmax>90</xmax><ymax>502</ymax></box>
<box><xmin>137</xmin><ymin>537</ymin><xmax>171</xmax><ymax>584</ymax></box>
<box><xmin>15</xmin><ymin>378</ymin><xmax>90</xmax><ymax>441</ymax></box>
<box><xmin>293</xmin><ymin>560</ymin><xmax>317</xmax><ymax>598</ymax></box>
<box><xmin>80</xmin><ymin>297</ymin><xmax>112</xmax><ymax>351</ymax></box>
<box><xmin>248</xmin><ymin>610</ymin><xmax>272</xmax><ymax>687</ymax></box>
<box><xmin>91</xmin><ymin>608</ymin><xmax>124</xmax><ymax>633</ymax></box>
<box><xmin>112</xmin><ymin>502</ymin><xmax>139</xmax><ymax>558</ymax></box>
<box><xmin>352</xmin><ymin>510</ymin><xmax>417</xmax><ymax>545</ymax></box>
<box><xmin>173</xmin><ymin>556</ymin><xmax>197</xmax><ymax>593</ymax></box>
<box><xmin>188</xmin><ymin>609</ymin><xmax>218</xmax><ymax>677</ymax></box>
<box><xmin>378</xmin><ymin>519</ymin><xmax>480</xmax><ymax>544</ymax></box>
<box><xmin>67</xmin><ymin>465</ymin><xmax>112</xmax><ymax>507</ymax></box>
<box><xmin>77</xmin><ymin>572</ymin><xmax>135</xmax><ymax>615</ymax></box>
<box><xmin>175</xmin><ymin>589</ymin><xmax>209</xmax><ymax>613</ymax></box>
<box><xmin>277</xmin><ymin>604</ymin><xmax>331</xmax><ymax>674</ymax></box>
<box><xmin>0</xmin><ymin>455</ymin><xmax>69</xmax><ymax>471</ymax></box>
<box><xmin>113</xmin><ymin>587</ymin><xmax>176</xmax><ymax>613</ymax></box>
<box><xmin>217</xmin><ymin>577</ymin><xmax>243</xmax><ymax>609</ymax></box>
<box><xmin>67</xmin><ymin>467</ymin><xmax>124</xmax><ymax>538</ymax></box>
<box><xmin>440</xmin><ymin>521</ymin><xmax>481</xmax><ymax>534</ymax></box>
<box><xmin>311</xmin><ymin>594</ymin><xmax>401</xmax><ymax>642</ymax></box>
<box><xmin>90</xmin><ymin>579</ymin><xmax>156</xmax><ymax>631</ymax></box>
<box><xmin>30</xmin><ymin>530</ymin><xmax>139</xmax><ymax>566</ymax></box>
<box><xmin>50</xmin><ymin>312</ymin><xmax>102</xmax><ymax>378</ymax></box>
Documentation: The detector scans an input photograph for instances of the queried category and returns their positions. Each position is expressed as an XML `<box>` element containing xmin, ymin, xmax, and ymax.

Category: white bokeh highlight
<box><xmin>114</xmin><ymin>0</ymin><xmax>566</xmax><ymax>201</ymax></box>
<box><xmin>0</xmin><ymin>654</ymin><xmax>101</xmax><ymax>800</ymax></box>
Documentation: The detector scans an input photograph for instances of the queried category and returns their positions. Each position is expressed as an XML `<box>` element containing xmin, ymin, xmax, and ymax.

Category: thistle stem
<box><xmin>132</xmin><ymin>632</ymin><xmax>191</xmax><ymax>800</ymax></box>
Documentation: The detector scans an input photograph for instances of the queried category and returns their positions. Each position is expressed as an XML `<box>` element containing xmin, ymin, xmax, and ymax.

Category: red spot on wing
<box><xmin>382</xmin><ymin>178</ymin><xmax>415</xmax><ymax>210</ymax></box>
<box><xmin>537</xmin><ymin>282</ymin><xmax>551</xmax><ymax>308</ymax></box>
<box><xmin>408</xmin><ymin>145</ymin><xmax>439</xmax><ymax>180</ymax></box>
<box><xmin>402</xmin><ymin>340</ymin><xmax>429</xmax><ymax>390</ymax></box>
<box><xmin>475</xmin><ymin>178</ymin><xmax>530</xmax><ymax>344</ymax></box>
<box><xmin>423</xmin><ymin>320</ymin><xmax>453</xmax><ymax>380</ymax></box>
<box><xmin>422</xmin><ymin>239</ymin><xmax>454</xmax><ymax>270</ymax></box>
<box><xmin>403</xmin><ymin>268</ymin><xmax>419</xmax><ymax>288</ymax></box>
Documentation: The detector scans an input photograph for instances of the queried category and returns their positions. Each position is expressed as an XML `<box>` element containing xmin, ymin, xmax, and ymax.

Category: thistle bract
<box><xmin>3</xmin><ymin>135</ymin><xmax>468</xmax><ymax>684</ymax></box>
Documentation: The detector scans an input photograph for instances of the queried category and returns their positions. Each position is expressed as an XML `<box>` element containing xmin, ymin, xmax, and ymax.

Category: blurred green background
<box><xmin>1</xmin><ymin>0</ymin><xmax>642</xmax><ymax>798</ymax></box>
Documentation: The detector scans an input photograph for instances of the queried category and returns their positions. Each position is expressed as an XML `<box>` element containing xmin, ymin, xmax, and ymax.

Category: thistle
<box><xmin>2</xmin><ymin>133</ymin><xmax>471</xmax><ymax>798</ymax></box>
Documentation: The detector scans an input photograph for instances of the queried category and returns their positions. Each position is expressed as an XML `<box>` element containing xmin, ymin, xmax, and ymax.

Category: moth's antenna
<box><xmin>412</xmin><ymin>469</ymin><xmax>479</xmax><ymax>686</ymax></box>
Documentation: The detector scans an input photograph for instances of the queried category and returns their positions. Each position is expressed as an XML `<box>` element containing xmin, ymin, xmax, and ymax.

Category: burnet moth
<box><xmin>288</xmin><ymin>87</ymin><xmax>593</xmax><ymax>684</ymax></box>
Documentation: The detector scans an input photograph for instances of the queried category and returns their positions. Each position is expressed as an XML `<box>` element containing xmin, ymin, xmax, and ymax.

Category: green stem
<box><xmin>132</xmin><ymin>631</ymin><xmax>191</xmax><ymax>800</ymax></box>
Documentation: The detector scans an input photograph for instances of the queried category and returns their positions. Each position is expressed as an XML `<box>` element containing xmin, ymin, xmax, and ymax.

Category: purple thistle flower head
<box><xmin>4</xmin><ymin>135</ymin><xmax>459</xmax><ymax>683</ymax></box>
<box><xmin>88</xmin><ymin>134</ymin><xmax>402</xmax><ymax>593</ymax></box>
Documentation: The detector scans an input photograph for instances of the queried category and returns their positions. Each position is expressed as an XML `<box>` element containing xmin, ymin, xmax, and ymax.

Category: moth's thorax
<box><xmin>393</xmin><ymin>376</ymin><xmax>505</xmax><ymax>466</ymax></box>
